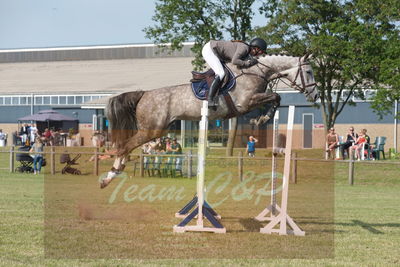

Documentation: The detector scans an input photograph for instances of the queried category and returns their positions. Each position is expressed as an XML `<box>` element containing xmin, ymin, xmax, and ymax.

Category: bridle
<box><xmin>238</xmin><ymin>57</ymin><xmax>317</xmax><ymax>98</ymax></box>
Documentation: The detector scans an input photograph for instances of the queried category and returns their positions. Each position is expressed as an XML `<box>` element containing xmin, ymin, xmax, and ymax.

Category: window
<box><xmin>51</xmin><ymin>96</ymin><xmax>58</xmax><ymax>105</ymax></box>
<box><xmin>12</xmin><ymin>97</ymin><xmax>19</xmax><ymax>105</ymax></box>
<box><xmin>35</xmin><ymin>96</ymin><xmax>42</xmax><ymax>105</ymax></box>
<box><xmin>43</xmin><ymin>96</ymin><xmax>50</xmax><ymax>105</ymax></box>
<box><xmin>92</xmin><ymin>95</ymin><xmax>99</xmax><ymax>100</ymax></box>
<box><xmin>59</xmin><ymin>96</ymin><xmax>66</xmax><ymax>104</ymax></box>
<box><xmin>4</xmin><ymin>97</ymin><xmax>11</xmax><ymax>105</ymax></box>
<box><xmin>27</xmin><ymin>97</ymin><xmax>32</xmax><ymax>104</ymax></box>
<box><xmin>67</xmin><ymin>96</ymin><xmax>75</xmax><ymax>104</ymax></box>
<box><xmin>365</xmin><ymin>90</ymin><xmax>376</xmax><ymax>100</ymax></box>
<box><xmin>0</xmin><ymin>97</ymin><xmax>3</xmax><ymax>105</ymax></box>
<box><xmin>83</xmin><ymin>96</ymin><xmax>91</xmax><ymax>103</ymax></box>
<box><xmin>20</xmin><ymin>97</ymin><xmax>27</xmax><ymax>105</ymax></box>
<box><xmin>75</xmin><ymin>96</ymin><xmax>83</xmax><ymax>104</ymax></box>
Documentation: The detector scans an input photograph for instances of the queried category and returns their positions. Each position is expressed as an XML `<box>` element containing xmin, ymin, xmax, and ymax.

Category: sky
<box><xmin>0</xmin><ymin>0</ymin><xmax>267</xmax><ymax>49</ymax></box>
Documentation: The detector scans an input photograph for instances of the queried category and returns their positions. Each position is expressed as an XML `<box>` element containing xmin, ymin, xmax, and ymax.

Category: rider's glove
<box><xmin>247</xmin><ymin>57</ymin><xmax>258</xmax><ymax>67</ymax></box>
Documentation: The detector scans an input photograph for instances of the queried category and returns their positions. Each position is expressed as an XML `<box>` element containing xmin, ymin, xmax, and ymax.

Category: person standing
<box><xmin>170</xmin><ymin>138</ymin><xmax>183</xmax><ymax>170</ymax></box>
<box><xmin>20</xmin><ymin>123</ymin><xmax>30</xmax><ymax>145</ymax></box>
<box><xmin>246</xmin><ymin>136</ymin><xmax>258</xmax><ymax>157</ymax></box>
<box><xmin>30</xmin><ymin>137</ymin><xmax>44</xmax><ymax>174</ymax></box>
<box><xmin>29</xmin><ymin>124</ymin><xmax>38</xmax><ymax>145</ymax></box>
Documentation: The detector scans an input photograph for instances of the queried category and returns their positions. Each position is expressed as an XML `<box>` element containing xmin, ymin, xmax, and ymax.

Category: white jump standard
<box><xmin>173</xmin><ymin>101</ymin><xmax>226</xmax><ymax>233</ymax></box>
<box><xmin>255</xmin><ymin>106</ymin><xmax>305</xmax><ymax>236</ymax></box>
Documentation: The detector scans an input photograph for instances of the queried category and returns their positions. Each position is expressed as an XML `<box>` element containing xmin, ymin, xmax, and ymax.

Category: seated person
<box><xmin>326</xmin><ymin>128</ymin><xmax>339</xmax><ymax>158</ymax></box>
<box><xmin>350</xmin><ymin>130</ymin><xmax>367</xmax><ymax>160</ymax></box>
<box><xmin>169</xmin><ymin>138</ymin><xmax>182</xmax><ymax>154</ymax></box>
<box><xmin>361</xmin><ymin>128</ymin><xmax>374</xmax><ymax>159</ymax></box>
<box><xmin>340</xmin><ymin>126</ymin><xmax>358</xmax><ymax>159</ymax></box>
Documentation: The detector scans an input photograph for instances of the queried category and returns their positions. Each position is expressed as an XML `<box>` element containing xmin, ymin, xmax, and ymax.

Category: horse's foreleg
<box><xmin>248</xmin><ymin>93</ymin><xmax>281</xmax><ymax>125</ymax></box>
<box><xmin>100</xmin><ymin>156</ymin><xmax>127</xmax><ymax>189</ymax></box>
<box><xmin>248</xmin><ymin>92</ymin><xmax>280</xmax><ymax>107</ymax></box>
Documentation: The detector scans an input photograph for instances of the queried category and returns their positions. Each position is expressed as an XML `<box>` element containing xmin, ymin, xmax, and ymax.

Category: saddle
<box><xmin>190</xmin><ymin>64</ymin><xmax>236</xmax><ymax>100</ymax></box>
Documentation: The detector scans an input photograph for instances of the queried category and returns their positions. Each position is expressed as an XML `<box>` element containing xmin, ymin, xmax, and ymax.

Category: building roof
<box><xmin>0</xmin><ymin>57</ymin><xmax>194</xmax><ymax>95</ymax></box>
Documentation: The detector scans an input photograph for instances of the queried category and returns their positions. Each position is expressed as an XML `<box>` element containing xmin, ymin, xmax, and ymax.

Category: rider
<box><xmin>202</xmin><ymin>38</ymin><xmax>267</xmax><ymax>108</ymax></box>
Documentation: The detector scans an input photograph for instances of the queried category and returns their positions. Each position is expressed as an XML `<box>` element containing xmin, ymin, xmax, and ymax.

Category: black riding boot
<box><xmin>208</xmin><ymin>76</ymin><xmax>222</xmax><ymax>108</ymax></box>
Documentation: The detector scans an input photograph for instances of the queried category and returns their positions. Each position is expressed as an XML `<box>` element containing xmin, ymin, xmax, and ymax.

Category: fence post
<box><xmin>187</xmin><ymin>150</ymin><xmax>192</xmax><ymax>178</ymax></box>
<box><xmin>348</xmin><ymin>149</ymin><xmax>354</xmax><ymax>185</ymax></box>
<box><xmin>9</xmin><ymin>145</ymin><xmax>15</xmax><ymax>173</ymax></box>
<box><xmin>291</xmin><ymin>152</ymin><xmax>297</xmax><ymax>184</ymax></box>
<box><xmin>139</xmin><ymin>150</ymin><xmax>144</xmax><ymax>177</ymax></box>
<box><xmin>50</xmin><ymin>146</ymin><xmax>55</xmax><ymax>175</ymax></box>
<box><xmin>94</xmin><ymin>147</ymin><xmax>99</xmax><ymax>176</ymax></box>
<box><xmin>238</xmin><ymin>151</ymin><xmax>243</xmax><ymax>181</ymax></box>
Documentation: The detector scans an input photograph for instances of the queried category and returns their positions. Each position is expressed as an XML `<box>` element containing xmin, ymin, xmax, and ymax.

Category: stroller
<box><xmin>15</xmin><ymin>146</ymin><xmax>34</xmax><ymax>173</ymax></box>
<box><xmin>60</xmin><ymin>153</ymin><xmax>82</xmax><ymax>175</ymax></box>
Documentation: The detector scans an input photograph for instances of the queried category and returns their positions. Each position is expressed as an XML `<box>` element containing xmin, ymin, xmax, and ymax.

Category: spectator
<box><xmin>29</xmin><ymin>124</ymin><xmax>38</xmax><ymax>144</ymax></box>
<box><xmin>42</xmin><ymin>128</ymin><xmax>52</xmax><ymax>145</ymax></box>
<box><xmin>362</xmin><ymin>128</ymin><xmax>374</xmax><ymax>160</ymax></box>
<box><xmin>326</xmin><ymin>128</ymin><xmax>339</xmax><ymax>158</ymax></box>
<box><xmin>164</xmin><ymin>137</ymin><xmax>172</xmax><ymax>154</ymax></box>
<box><xmin>30</xmin><ymin>137</ymin><xmax>44</xmax><ymax>174</ymax></box>
<box><xmin>170</xmin><ymin>138</ymin><xmax>182</xmax><ymax>154</ymax></box>
<box><xmin>52</xmin><ymin>129</ymin><xmax>62</xmax><ymax>146</ymax></box>
<box><xmin>340</xmin><ymin>126</ymin><xmax>358</xmax><ymax>159</ymax></box>
<box><xmin>0</xmin><ymin>129</ymin><xmax>6</xmax><ymax>147</ymax></box>
<box><xmin>170</xmin><ymin>138</ymin><xmax>183</xmax><ymax>170</ymax></box>
<box><xmin>20</xmin><ymin>123</ymin><xmax>30</xmax><ymax>145</ymax></box>
<box><xmin>351</xmin><ymin>130</ymin><xmax>367</xmax><ymax>160</ymax></box>
<box><xmin>12</xmin><ymin>131</ymin><xmax>19</xmax><ymax>146</ymax></box>
<box><xmin>246</xmin><ymin>136</ymin><xmax>258</xmax><ymax>157</ymax></box>
<box><xmin>154</xmin><ymin>138</ymin><xmax>164</xmax><ymax>153</ymax></box>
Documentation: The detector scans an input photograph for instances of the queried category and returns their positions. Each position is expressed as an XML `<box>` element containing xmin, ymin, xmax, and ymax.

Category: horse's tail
<box><xmin>106</xmin><ymin>91</ymin><xmax>145</xmax><ymax>150</ymax></box>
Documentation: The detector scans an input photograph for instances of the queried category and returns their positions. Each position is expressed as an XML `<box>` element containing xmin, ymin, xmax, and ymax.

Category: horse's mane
<box><xmin>262</xmin><ymin>53</ymin><xmax>298</xmax><ymax>58</ymax></box>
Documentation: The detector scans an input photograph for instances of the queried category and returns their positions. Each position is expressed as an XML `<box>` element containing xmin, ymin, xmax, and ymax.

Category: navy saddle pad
<box><xmin>191</xmin><ymin>66</ymin><xmax>236</xmax><ymax>100</ymax></box>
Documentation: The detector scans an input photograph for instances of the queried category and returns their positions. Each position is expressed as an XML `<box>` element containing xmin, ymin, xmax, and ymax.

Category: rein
<box><xmin>234</xmin><ymin>57</ymin><xmax>316</xmax><ymax>96</ymax></box>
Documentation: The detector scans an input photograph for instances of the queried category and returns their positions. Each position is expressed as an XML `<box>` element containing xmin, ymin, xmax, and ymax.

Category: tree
<box><xmin>256</xmin><ymin>0</ymin><xmax>400</xmax><ymax>130</ymax></box>
<box><xmin>370</xmin><ymin>32</ymin><xmax>400</xmax><ymax>118</ymax></box>
<box><xmin>144</xmin><ymin>0</ymin><xmax>258</xmax><ymax>155</ymax></box>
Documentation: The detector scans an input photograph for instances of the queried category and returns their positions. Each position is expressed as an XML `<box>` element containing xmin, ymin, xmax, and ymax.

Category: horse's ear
<box><xmin>302</xmin><ymin>53</ymin><xmax>313</xmax><ymax>61</ymax></box>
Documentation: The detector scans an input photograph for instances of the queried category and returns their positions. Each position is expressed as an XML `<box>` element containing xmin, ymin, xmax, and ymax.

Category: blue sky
<box><xmin>0</xmin><ymin>0</ymin><xmax>266</xmax><ymax>49</ymax></box>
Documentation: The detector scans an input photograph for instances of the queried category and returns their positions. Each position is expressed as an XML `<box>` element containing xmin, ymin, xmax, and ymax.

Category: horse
<box><xmin>100</xmin><ymin>54</ymin><xmax>319</xmax><ymax>188</ymax></box>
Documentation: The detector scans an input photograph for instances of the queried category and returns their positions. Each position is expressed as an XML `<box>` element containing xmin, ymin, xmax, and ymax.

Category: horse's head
<box><xmin>257</xmin><ymin>54</ymin><xmax>319</xmax><ymax>102</ymax></box>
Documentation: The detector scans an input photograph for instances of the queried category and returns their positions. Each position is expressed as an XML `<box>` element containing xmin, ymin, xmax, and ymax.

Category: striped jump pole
<box><xmin>173</xmin><ymin>101</ymin><xmax>226</xmax><ymax>233</ymax></box>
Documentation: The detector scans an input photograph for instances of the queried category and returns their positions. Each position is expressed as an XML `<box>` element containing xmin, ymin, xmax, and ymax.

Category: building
<box><xmin>0</xmin><ymin>43</ymin><xmax>398</xmax><ymax>151</ymax></box>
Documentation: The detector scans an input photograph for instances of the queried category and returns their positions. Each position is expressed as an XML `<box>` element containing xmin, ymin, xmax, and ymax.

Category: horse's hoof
<box><xmin>100</xmin><ymin>178</ymin><xmax>112</xmax><ymax>189</ymax></box>
<box><xmin>100</xmin><ymin>171</ymin><xmax>117</xmax><ymax>189</ymax></box>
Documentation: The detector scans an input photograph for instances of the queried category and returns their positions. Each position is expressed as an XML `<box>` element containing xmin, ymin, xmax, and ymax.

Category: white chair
<box><xmin>335</xmin><ymin>136</ymin><xmax>344</xmax><ymax>159</ymax></box>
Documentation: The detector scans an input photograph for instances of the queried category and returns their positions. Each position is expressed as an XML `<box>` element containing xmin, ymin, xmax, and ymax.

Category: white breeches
<box><xmin>202</xmin><ymin>42</ymin><xmax>225</xmax><ymax>80</ymax></box>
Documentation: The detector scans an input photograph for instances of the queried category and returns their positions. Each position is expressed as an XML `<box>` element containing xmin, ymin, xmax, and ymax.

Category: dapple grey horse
<box><xmin>100</xmin><ymin>54</ymin><xmax>318</xmax><ymax>188</ymax></box>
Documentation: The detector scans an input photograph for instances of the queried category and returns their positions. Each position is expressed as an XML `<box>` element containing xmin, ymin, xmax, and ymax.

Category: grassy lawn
<box><xmin>0</xmin><ymin>148</ymin><xmax>399</xmax><ymax>266</ymax></box>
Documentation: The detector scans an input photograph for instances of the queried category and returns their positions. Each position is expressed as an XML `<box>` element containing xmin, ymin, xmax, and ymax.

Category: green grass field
<box><xmin>0</xmin><ymin>148</ymin><xmax>399</xmax><ymax>266</ymax></box>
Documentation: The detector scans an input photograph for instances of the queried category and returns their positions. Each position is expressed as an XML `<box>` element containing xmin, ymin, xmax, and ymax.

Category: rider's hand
<box><xmin>247</xmin><ymin>57</ymin><xmax>258</xmax><ymax>67</ymax></box>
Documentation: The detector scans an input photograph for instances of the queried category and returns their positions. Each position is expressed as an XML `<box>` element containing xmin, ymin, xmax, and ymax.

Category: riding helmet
<box><xmin>249</xmin><ymin>38</ymin><xmax>267</xmax><ymax>53</ymax></box>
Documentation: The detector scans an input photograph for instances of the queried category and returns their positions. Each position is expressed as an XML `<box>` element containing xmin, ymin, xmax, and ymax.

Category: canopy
<box><xmin>18</xmin><ymin>109</ymin><xmax>77</xmax><ymax>122</ymax></box>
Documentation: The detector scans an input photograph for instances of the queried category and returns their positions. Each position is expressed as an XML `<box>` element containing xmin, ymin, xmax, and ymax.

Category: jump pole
<box><xmin>173</xmin><ymin>101</ymin><xmax>226</xmax><ymax>233</ymax></box>
<box><xmin>255</xmin><ymin>106</ymin><xmax>305</xmax><ymax>236</ymax></box>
